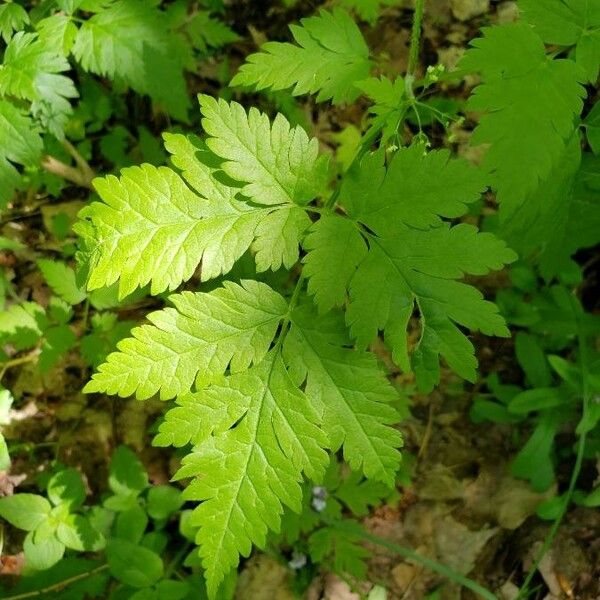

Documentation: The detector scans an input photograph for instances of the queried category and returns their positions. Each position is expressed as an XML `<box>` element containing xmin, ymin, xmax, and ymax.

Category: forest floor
<box><xmin>1</xmin><ymin>1</ymin><xmax>599</xmax><ymax>599</ymax></box>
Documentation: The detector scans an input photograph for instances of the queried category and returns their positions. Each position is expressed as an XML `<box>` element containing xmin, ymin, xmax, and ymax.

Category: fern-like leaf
<box><xmin>304</xmin><ymin>148</ymin><xmax>516</xmax><ymax>390</ymax></box>
<box><xmin>71</xmin><ymin>0</ymin><xmax>189</xmax><ymax>121</ymax></box>
<box><xmin>283</xmin><ymin>305</ymin><xmax>402</xmax><ymax>484</ymax></box>
<box><xmin>231</xmin><ymin>9</ymin><xmax>372</xmax><ymax>104</ymax></box>
<box><xmin>161</xmin><ymin>351</ymin><xmax>329</xmax><ymax>596</ymax></box>
<box><xmin>77</xmin><ymin>99</ymin><xmax>325</xmax><ymax>296</ymax></box>
<box><xmin>0</xmin><ymin>31</ymin><xmax>77</xmax><ymax>137</ymax></box>
<box><xmin>199</xmin><ymin>94</ymin><xmax>329</xmax><ymax>206</ymax></box>
<box><xmin>84</xmin><ymin>281</ymin><xmax>287</xmax><ymax>400</ymax></box>
<box><xmin>0</xmin><ymin>2</ymin><xmax>29</xmax><ymax>43</ymax></box>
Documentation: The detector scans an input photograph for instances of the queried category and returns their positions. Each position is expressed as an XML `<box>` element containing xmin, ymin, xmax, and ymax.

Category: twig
<box><xmin>516</xmin><ymin>296</ymin><xmax>592</xmax><ymax>599</ymax></box>
<box><xmin>62</xmin><ymin>139</ymin><xmax>95</xmax><ymax>184</ymax></box>
<box><xmin>41</xmin><ymin>140</ymin><xmax>95</xmax><ymax>189</ymax></box>
<box><xmin>0</xmin><ymin>349</ymin><xmax>40</xmax><ymax>381</ymax></box>
<box><xmin>40</xmin><ymin>156</ymin><xmax>93</xmax><ymax>189</ymax></box>
<box><xmin>325</xmin><ymin>518</ymin><xmax>497</xmax><ymax>600</ymax></box>
<box><xmin>3</xmin><ymin>564</ymin><xmax>108</xmax><ymax>600</ymax></box>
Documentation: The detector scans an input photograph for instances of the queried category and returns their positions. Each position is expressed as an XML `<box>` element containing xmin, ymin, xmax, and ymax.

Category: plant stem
<box><xmin>3</xmin><ymin>564</ymin><xmax>108</xmax><ymax>600</ymax></box>
<box><xmin>324</xmin><ymin>120</ymin><xmax>385</xmax><ymax>211</ymax></box>
<box><xmin>326</xmin><ymin>519</ymin><xmax>497</xmax><ymax>600</ymax></box>
<box><xmin>0</xmin><ymin>349</ymin><xmax>40</xmax><ymax>381</ymax></box>
<box><xmin>41</xmin><ymin>155</ymin><xmax>93</xmax><ymax>189</ymax></box>
<box><xmin>516</xmin><ymin>296</ymin><xmax>591</xmax><ymax>599</ymax></box>
<box><xmin>62</xmin><ymin>139</ymin><xmax>95</xmax><ymax>184</ymax></box>
<box><xmin>164</xmin><ymin>543</ymin><xmax>191</xmax><ymax>579</ymax></box>
<box><xmin>41</xmin><ymin>140</ymin><xmax>95</xmax><ymax>189</ymax></box>
<box><xmin>406</xmin><ymin>0</ymin><xmax>426</xmax><ymax>95</ymax></box>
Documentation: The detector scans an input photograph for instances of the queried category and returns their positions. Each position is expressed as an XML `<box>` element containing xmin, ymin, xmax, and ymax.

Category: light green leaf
<box><xmin>0</xmin><ymin>388</ymin><xmax>14</xmax><ymax>425</ymax></box>
<box><xmin>85</xmin><ymin>281</ymin><xmax>287</xmax><ymax>400</ymax></box>
<box><xmin>0</xmin><ymin>2</ymin><xmax>29</xmax><ymax>43</ymax></box>
<box><xmin>0</xmin><ymin>494</ymin><xmax>51</xmax><ymax>531</ymax></box>
<box><xmin>284</xmin><ymin>306</ymin><xmax>402</xmax><ymax>484</ymax></box>
<box><xmin>24</xmin><ymin>531</ymin><xmax>65</xmax><ymax>571</ymax></box>
<box><xmin>56</xmin><ymin>515</ymin><xmax>106</xmax><ymax>551</ymax></box>
<box><xmin>200</xmin><ymin>95</ymin><xmax>328</xmax><ymax>206</ymax></box>
<box><xmin>0</xmin><ymin>31</ymin><xmax>77</xmax><ymax>138</ymax></box>
<box><xmin>38</xmin><ymin>260</ymin><xmax>87</xmax><ymax>305</ymax></box>
<box><xmin>231</xmin><ymin>8</ymin><xmax>372</xmax><ymax>104</ymax></box>
<box><xmin>78</xmin><ymin>100</ymin><xmax>328</xmax><ymax>297</ymax></box>
<box><xmin>36</xmin><ymin>14</ymin><xmax>78</xmax><ymax>55</ymax></box>
<box><xmin>0</xmin><ymin>434</ymin><xmax>9</xmax><ymax>471</ymax></box>
<box><xmin>162</xmin><ymin>351</ymin><xmax>328</xmax><ymax>595</ymax></box>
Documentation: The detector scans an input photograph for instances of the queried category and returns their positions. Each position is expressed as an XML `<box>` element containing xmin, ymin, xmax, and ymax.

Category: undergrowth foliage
<box><xmin>0</xmin><ymin>0</ymin><xmax>598</xmax><ymax>597</ymax></box>
<box><xmin>0</xmin><ymin>0</ymin><xmax>238</xmax><ymax>205</ymax></box>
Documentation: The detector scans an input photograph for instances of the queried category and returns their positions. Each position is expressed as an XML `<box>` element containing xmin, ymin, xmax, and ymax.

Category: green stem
<box><xmin>324</xmin><ymin>120</ymin><xmax>385</xmax><ymax>211</ymax></box>
<box><xmin>0</xmin><ymin>349</ymin><xmax>40</xmax><ymax>381</ymax></box>
<box><xmin>279</xmin><ymin>272</ymin><xmax>306</xmax><ymax>340</ymax></box>
<box><xmin>406</xmin><ymin>0</ymin><xmax>426</xmax><ymax>95</ymax></box>
<box><xmin>164</xmin><ymin>543</ymin><xmax>191</xmax><ymax>579</ymax></box>
<box><xmin>516</xmin><ymin>296</ymin><xmax>591</xmax><ymax>599</ymax></box>
<box><xmin>326</xmin><ymin>519</ymin><xmax>497</xmax><ymax>600</ymax></box>
<box><xmin>3</xmin><ymin>564</ymin><xmax>108</xmax><ymax>600</ymax></box>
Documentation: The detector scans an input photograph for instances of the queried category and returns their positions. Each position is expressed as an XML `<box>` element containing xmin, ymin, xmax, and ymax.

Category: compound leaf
<box><xmin>304</xmin><ymin>148</ymin><xmax>516</xmax><ymax>390</ymax></box>
<box><xmin>78</xmin><ymin>99</ymin><xmax>327</xmax><ymax>296</ymax></box>
<box><xmin>0</xmin><ymin>31</ymin><xmax>77</xmax><ymax>138</ymax></box>
<box><xmin>0</xmin><ymin>2</ymin><xmax>29</xmax><ymax>43</ymax></box>
<box><xmin>76</xmin><ymin>163</ymin><xmax>259</xmax><ymax>297</ymax></box>
<box><xmin>199</xmin><ymin>95</ymin><xmax>328</xmax><ymax>206</ymax></box>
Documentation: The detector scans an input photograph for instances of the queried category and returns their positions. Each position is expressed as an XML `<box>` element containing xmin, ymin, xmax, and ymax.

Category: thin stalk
<box><xmin>41</xmin><ymin>156</ymin><xmax>93</xmax><ymax>189</ymax></box>
<box><xmin>279</xmin><ymin>272</ymin><xmax>306</xmax><ymax>338</ymax></box>
<box><xmin>516</xmin><ymin>296</ymin><xmax>591</xmax><ymax>599</ymax></box>
<box><xmin>325</xmin><ymin>518</ymin><xmax>497</xmax><ymax>600</ymax></box>
<box><xmin>41</xmin><ymin>140</ymin><xmax>95</xmax><ymax>189</ymax></box>
<box><xmin>406</xmin><ymin>0</ymin><xmax>426</xmax><ymax>96</ymax></box>
<box><xmin>62</xmin><ymin>139</ymin><xmax>95</xmax><ymax>185</ymax></box>
<box><xmin>3</xmin><ymin>564</ymin><xmax>108</xmax><ymax>600</ymax></box>
<box><xmin>0</xmin><ymin>349</ymin><xmax>40</xmax><ymax>381</ymax></box>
